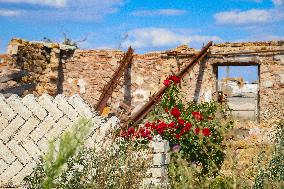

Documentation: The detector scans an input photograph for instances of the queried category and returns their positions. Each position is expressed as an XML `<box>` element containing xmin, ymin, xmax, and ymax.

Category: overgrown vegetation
<box><xmin>120</xmin><ymin>75</ymin><xmax>283</xmax><ymax>188</ymax></box>
<box><xmin>24</xmin><ymin>118</ymin><xmax>151</xmax><ymax>189</ymax></box>
<box><xmin>24</xmin><ymin>118</ymin><xmax>92</xmax><ymax>189</ymax></box>
<box><xmin>253</xmin><ymin>121</ymin><xmax>284</xmax><ymax>189</ymax></box>
<box><xmin>23</xmin><ymin>74</ymin><xmax>283</xmax><ymax>189</ymax></box>
<box><xmin>167</xmin><ymin>120</ymin><xmax>284</xmax><ymax>189</ymax></box>
<box><xmin>168</xmin><ymin>154</ymin><xmax>235</xmax><ymax>189</ymax></box>
<box><xmin>122</xmin><ymin>75</ymin><xmax>233</xmax><ymax>174</ymax></box>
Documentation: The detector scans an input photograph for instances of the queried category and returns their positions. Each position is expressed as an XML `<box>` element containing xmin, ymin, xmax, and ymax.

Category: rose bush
<box><xmin>121</xmin><ymin>75</ymin><xmax>233</xmax><ymax>174</ymax></box>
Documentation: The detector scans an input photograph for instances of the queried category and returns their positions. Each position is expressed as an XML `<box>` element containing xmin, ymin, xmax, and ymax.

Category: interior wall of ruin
<box><xmin>209</xmin><ymin>41</ymin><xmax>284</xmax><ymax>125</ymax></box>
<box><xmin>61</xmin><ymin>45</ymin><xmax>202</xmax><ymax>115</ymax></box>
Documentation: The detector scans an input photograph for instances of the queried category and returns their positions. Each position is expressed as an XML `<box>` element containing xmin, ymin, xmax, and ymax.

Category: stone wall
<box><xmin>209</xmin><ymin>41</ymin><xmax>284</xmax><ymax>124</ymax></box>
<box><xmin>62</xmin><ymin>41</ymin><xmax>284</xmax><ymax>124</ymax></box>
<box><xmin>61</xmin><ymin>45</ymin><xmax>198</xmax><ymax>113</ymax></box>
<box><xmin>2</xmin><ymin>39</ymin><xmax>284</xmax><ymax>123</ymax></box>
<box><xmin>0</xmin><ymin>53</ymin><xmax>20</xmax><ymax>93</ymax></box>
<box><xmin>3</xmin><ymin>39</ymin><xmax>76</xmax><ymax>96</ymax></box>
<box><xmin>0</xmin><ymin>94</ymin><xmax>169</xmax><ymax>188</ymax></box>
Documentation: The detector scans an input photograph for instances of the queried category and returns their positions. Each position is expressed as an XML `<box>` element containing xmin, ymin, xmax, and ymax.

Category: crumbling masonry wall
<box><xmin>61</xmin><ymin>46</ymin><xmax>200</xmax><ymax>113</ymax></box>
<box><xmin>208</xmin><ymin>41</ymin><xmax>284</xmax><ymax>124</ymax></box>
<box><xmin>1</xmin><ymin>39</ymin><xmax>283</xmax><ymax>124</ymax></box>
<box><xmin>3</xmin><ymin>39</ymin><xmax>76</xmax><ymax>96</ymax></box>
<box><xmin>61</xmin><ymin>47</ymin><xmax>221</xmax><ymax>126</ymax></box>
<box><xmin>61</xmin><ymin>41</ymin><xmax>284</xmax><ymax>125</ymax></box>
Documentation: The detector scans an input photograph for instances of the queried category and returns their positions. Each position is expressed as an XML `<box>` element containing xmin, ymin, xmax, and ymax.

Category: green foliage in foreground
<box><xmin>168</xmin><ymin>154</ymin><xmax>235</xmax><ymax>189</ymax></box>
<box><xmin>253</xmin><ymin>121</ymin><xmax>284</xmax><ymax>189</ymax></box>
<box><xmin>168</xmin><ymin>120</ymin><xmax>284</xmax><ymax>189</ymax></box>
<box><xmin>148</xmin><ymin>83</ymin><xmax>233</xmax><ymax>174</ymax></box>
<box><xmin>24</xmin><ymin>118</ymin><xmax>151</xmax><ymax>189</ymax></box>
<box><xmin>24</xmin><ymin>118</ymin><xmax>92</xmax><ymax>189</ymax></box>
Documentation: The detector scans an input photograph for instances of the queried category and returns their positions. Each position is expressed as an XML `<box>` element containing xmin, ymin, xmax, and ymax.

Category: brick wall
<box><xmin>61</xmin><ymin>46</ymin><xmax>201</xmax><ymax>115</ymax></box>
<box><xmin>208</xmin><ymin>41</ymin><xmax>284</xmax><ymax>124</ymax></box>
<box><xmin>3</xmin><ymin>39</ymin><xmax>284</xmax><ymax>122</ymax></box>
<box><xmin>2</xmin><ymin>38</ymin><xmax>76</xmax><ymax>96</ymax></box>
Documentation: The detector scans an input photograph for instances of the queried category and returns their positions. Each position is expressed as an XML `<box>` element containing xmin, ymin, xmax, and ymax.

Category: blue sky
<box><xmin>218</xmin><ymin>66</ymin><xmax>259</xmax><ymax>82</ymax></box>
<box><xmin>0</xmin><ymin>0</ymin><xmax>284</xmax><ymax>54</ymax></box>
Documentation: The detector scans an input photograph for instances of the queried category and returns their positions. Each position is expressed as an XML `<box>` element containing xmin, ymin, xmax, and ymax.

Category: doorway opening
<box><xmin>217</xmin><ymin>65</ymin><xmax>259</xmax><ymax>121</ymax></box>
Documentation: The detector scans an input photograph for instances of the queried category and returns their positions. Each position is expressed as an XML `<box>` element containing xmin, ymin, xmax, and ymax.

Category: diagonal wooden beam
<box><xmin>126</xmin><ymin>41</ymin><xmax>213</xmax><ymax>128</ymax></box>
<box><xmin>95</xmin><ymin>47</ymin><xmax>134</xmax><ymax>114</ymax></box>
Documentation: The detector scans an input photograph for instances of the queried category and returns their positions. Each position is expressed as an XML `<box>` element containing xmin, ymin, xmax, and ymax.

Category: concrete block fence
<box><xmin>0</xmin><ymin>94</ymin><xmax>170</xmax><ymax>188</ymax></box>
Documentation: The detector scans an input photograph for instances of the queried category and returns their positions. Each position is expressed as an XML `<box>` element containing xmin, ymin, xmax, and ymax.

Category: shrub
<box><xmin>168</xmin><ymin>153</ymin><xmax>234</xmax><ymax>189</ymax></box>
<box><xmin>122</xmin><ymin>75</ymin><xmax>233</xmax><ymax>174</ymax></box>
<box><xmin>24</xmin><ymin>118</ymin><xmax>151</xmax><ymax>189</ymax></box>
<box><xmin>253</xmin><ymin>120</ymin><xmax>284</xmax><ymax>189</ymax></box>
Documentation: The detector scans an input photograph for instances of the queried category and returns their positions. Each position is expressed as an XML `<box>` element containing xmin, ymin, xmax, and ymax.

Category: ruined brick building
<box><xmin>0</xmin><ymin>38</ymin><xmax>283</xmax><ymax>184</ymax></box>
<box><xmin>1</xmin><ymin>38</ymin><xmax>283</xmax><ymax>126</ymax></box>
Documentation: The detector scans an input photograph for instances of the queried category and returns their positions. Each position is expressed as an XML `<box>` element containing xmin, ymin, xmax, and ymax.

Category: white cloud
<box><xmin>272</xmin><ymin>0</ymin><xmax>284</xmax><ymax>5</ymax></box>
<box><xmin>131</xmin><ymin>9</ymin><xmax>187</xmax><ymax>16</ymax></box>
<box><xmin>235</xmin><ymin>0</ymin><xmax>283</xmax><ymax>5</ymax></box>
<box><xmin>0</xmin><ymin>0</ymin><xmax>124</xmax><ymax>21</ymax></box>
<box><xmin>0</xmin><ymin>9</ymin><xmax>21</xmax><ymax>16</ymax></box>
<box><xmin>122</xmin><ymin>28</ymin><xmax>221</xmax><ymax>49</ymax></box>
<box><xmin>233</xmin><ymin>34</ymin><xmax>284</xmax><ymax>42</ymax></box>
<box><xmin>0</xmin><ymin>0</ymin><xmax>66</xmax><ymax>7</ymax></box>
<box><xmin>214</xmin><ymin>9</ymin><xmax>273</xmax><ymax>25</ymax></box>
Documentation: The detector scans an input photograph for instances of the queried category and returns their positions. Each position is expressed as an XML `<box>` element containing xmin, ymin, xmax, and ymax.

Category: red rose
<box><xmin>175</xmin><ymin>134</ymin><xmax>181</xmax><ymax>140</ymax></box>
<box><xmin>178</xmin><ymin>118</ymin><xmax>185</xmax><ymax>125</ymax></box>
<box><xmin>157</xmin><ymin>122</ymin><xmax>167</xmax><ymax>130</ymax></box>
<box><xmin>145</xmin><ymin>122</ymin><xmax>151</xmax><ymax>128</ymax></box>
<box><xmin>171</xmin><ymin>107</ymin><xmax>181</xmax><ymax>118</ymax></box>
<box><xmin>202</xmin><ymin>128</ymin><xmax>211</xmax><ymax>137</ymax></box>
<box><xmin>182</xmin><ymin>122</ymin><xmax>192</xmax><ymax>133</ymax></box>
<box><xmin>127</xmin><ymin>127</ymin><xmax>135</xmax><ymax>135</ymax></box>
<box><xmin>151</xmin><ymin>123</ymin><xmax>156</xmax><ymax>129</ymax></box>
<box><xmin>163</xmin><ymin>79</ymin><xmax>171</xmax><ymax>86</ymax></box>
<box><xmin>181</xmin><ymin>122</ymin><xmax>192</xmax><ymax>134</ymax></box>
<box><xmin>168</xmin><ymin>121</ymin><xmax>176</xmax><ymax>129</ymax></box>
<box><xmin>185</xmin><ymin>122</ymin><xmax>192</xmax><ymax>129</ymax></box>
<box><xmin>194</xmin><ymin>128</ymin><xmax>200</xmax><ymax>135</ymax></box>
<box><xmin>155</xmin><ymin>122</ymin><xmax>167</xmax><ymax>135</ymax></box>
<box><xmin>169</xmin><ymin>75</ymin><xmax>181</xmax><ymax>84</ymax></box>
<box><xmin>141</xmin><ymin>132</ymin><xmax>147</xmax><ymax>138</ymax></box>
<box><xmin>192</xmin><ymin>111</ymin><xmax>204</xmax><ymax>121</ymax></box>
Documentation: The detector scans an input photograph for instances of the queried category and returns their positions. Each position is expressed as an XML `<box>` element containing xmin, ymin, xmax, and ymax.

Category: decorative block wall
<box><xmin>0</xmin><ymin>94</ymin><xmax>170</xmax><ymax>188</ymax></box>
<box><xmin>147</xmin><ymin>138</ymin><xmax>170</xmax><ymax>188</ymax></box>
